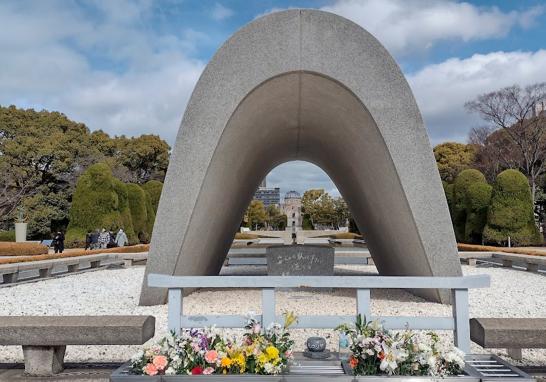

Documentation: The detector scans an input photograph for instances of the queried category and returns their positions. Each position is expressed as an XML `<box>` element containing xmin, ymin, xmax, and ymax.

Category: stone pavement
<box><xmin>0</xmin><ymin>363</ymin><xmax>118</xmax><ymax>381</ymax></box>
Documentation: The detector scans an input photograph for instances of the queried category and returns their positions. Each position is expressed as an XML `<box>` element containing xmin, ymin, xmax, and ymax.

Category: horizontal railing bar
<box><xmin>179</xmin><ymin>315</ymin><xmax>454</xmax><ymax>330</ymax></box>
<box><xmin>181</xmin><ymin>315</ymin><xmax>253</xmax><ymax>328</ymax></box>
<box><xmin>148</xmin><ymin>274</ymin><xmax>490</xmax><ymax>289</ymax></box>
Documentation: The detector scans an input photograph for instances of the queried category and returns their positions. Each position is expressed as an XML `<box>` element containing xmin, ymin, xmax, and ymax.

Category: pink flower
<box><xmin>203</xmin><ymin>367</ymin><xmax>215</xmax><ymax>375</ymax></box>
<box><xmin>205</xmin><ymin>350</ymin><xmax>218</xmax><ymax>363</ymax></box>
<box><xmin>153</xmin><ymin>355</ymin><xmax>168</xmax><ymax>371</ymax></box>
<box><xmin>192</xmin><ymin>342</ymin><xmax>201</xmax><ymax>352</ymax></box>
<box><xmin>144</xmin><ymin>363</ymin><xmax>158</xmax><ymax>376</ymax></box>
<box><xmin>253</xmin><ymin>324</ymin><xmax>261</xmax><ymax>334</ymax></box>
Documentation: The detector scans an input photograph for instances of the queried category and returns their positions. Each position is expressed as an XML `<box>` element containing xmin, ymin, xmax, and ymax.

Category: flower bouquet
<box><xmin>336</xmin><ymin>315</ymin><xmax>465</xmax><ymax>377</ymax></box>
<box><xmin>130</xmin><ymin>312</ymin><xmax>297</xmax><ymax>376</ymax></box>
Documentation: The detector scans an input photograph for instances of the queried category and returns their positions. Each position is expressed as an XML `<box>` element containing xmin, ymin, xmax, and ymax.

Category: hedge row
<box><xmin>0</xmin><ymin>242</ymin><xmax>48</xmax><ymax>256</ymax></box>
<box><xmin>457</xmin><ymin>243</ymin><xmax>546</xmax><ymax>257</ymax></box>
<box><xmin>0</xmin><ymin>244</ymin><xmax>150</xmax><ymax>265</ymax></box>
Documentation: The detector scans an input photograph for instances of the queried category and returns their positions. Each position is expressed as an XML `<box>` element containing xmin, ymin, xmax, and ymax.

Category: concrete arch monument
<box><xmin>139</xmin><ymin>9</ymin><xmax>461</xmax><ymax>305</ymax></box>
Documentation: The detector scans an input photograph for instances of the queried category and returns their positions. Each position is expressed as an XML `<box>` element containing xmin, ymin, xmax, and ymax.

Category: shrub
<box><xmin>142</xmin><ymin>180</ymin><xmax>163</xmax><ymax>214</ymax></box>
<box><xmin>329</xmin><ymin>232</ymin><xmax>362</xmax><ymax>239</ymax></box>
<box><xmin>483</xmin><ymin>169</ymin><xmax>542</xmax><ymax>246</ymax></box>
<box><xmin>127</xmin><ymin>183</ymin><xmax>155</xmax><ymax>243</ymax></box>
<box><xmin>302</xmin><ymin>214</ymin><xmax>314</xmax><ymax>230</ymax></box>
<box><xmin>113</xmin><ymin>179</ymin><xmax>138</xmax><ymax>245</ymax></box>
<box><xmin>234</xmin><ymin>232</ymin><xmax>259</xmax><ymax>240</ymax></box>
<box><xmin>452</xmin><ymin>169</ymin><xmax>486</xmax><ymax>242</ymax></box>
<box><xmin>0</xmin><ymin>244</ymin><xmax>149</xmax><ymax>265</ymax></box>
<box><xmin>0</xmin><ymin>242</ymin><xmax>48</xmax><ymax>256</ymax></box>
<box><xmin>0</xmin><ymin>230</ymin><xmax>15</xmax><ymax>242</ymax></box>
<box><xmin>464</xmin><ymin>182</ymin><xmax>492</xmax><ymax>244</ymax></box>
<box><xmin>66</xmin><ymin>163</ymin><xmax>137</xmax><ymax>246</ymax></box>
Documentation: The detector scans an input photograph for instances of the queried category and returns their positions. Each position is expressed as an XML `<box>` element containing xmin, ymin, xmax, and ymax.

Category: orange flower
<box><xmin>153</xmin><ymin>355</ymin><xmax>168</xmax><ymax>370</ymax></box>
<box><xmin>349</xmin><ymin>356</ymin><xmax>359</xmax><ymax>369</ymax></box>
<box><xmin>144</xmin><ymin>363</ymin><xmax>158</xmax><ymax>376</ymax></box>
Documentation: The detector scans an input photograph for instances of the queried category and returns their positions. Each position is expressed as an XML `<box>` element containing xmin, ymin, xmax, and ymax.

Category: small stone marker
<box><xmin>266</xmin><ymin>245</ymin><xmax>334</xmax><ymax>276</ymax></box>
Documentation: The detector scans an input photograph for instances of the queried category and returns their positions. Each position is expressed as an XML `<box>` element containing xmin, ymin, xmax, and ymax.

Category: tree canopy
<box><xmin>0</xmin><ymin>105</ymin><xmax>170</xmax><ymax>238</ymax></box>
<box><xmin>434</xmin><ymin>142</ymin><xmax>477</xmax><ymax>183</ymax></box>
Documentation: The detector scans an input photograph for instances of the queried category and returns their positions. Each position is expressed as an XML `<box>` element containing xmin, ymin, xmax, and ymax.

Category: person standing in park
<box><xmin>52</xmin><ymin>231</ymin><xmax>65</xmax><ymax>254</ymax></box>
<box><xmin>85</xmin><ymin>230</ymin><xmax>92</xmax><ymax>250</ymax></box>
<box><xmin>90</xmin><ymin>229</ymin><xmax>99</xmax><ymax>250</ymax></box>
<box><xmin>98</xmin><ymin>228</ymin><xmax>110</xmax><ymax>249</ymax></box>
<box><xmin>115</xmin><ymin>228</ymin><xmax>128</xmax><ymax>247</ymax></box>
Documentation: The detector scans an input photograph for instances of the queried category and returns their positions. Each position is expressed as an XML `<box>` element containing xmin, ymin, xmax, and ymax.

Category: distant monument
<box><xmin>140</xmin><ymin>9</ymin><xmax>461</xmax><ymax>306</ymax></box>
<box><xmin>281</xmin><ymin>191</ymin><xmax>302</xmax><ymax>231</ymax></box>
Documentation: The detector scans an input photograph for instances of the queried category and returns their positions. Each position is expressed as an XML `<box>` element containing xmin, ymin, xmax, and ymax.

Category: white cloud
<box><xmin>408</xmin><ymin>50</ymin><xmax>546</xmax><ymax>143</ymax></box>
<box><xmin>0</xmin><ymin>0</ymin><xmax>204</xmax><ymax>143</ymax></box>
<box><xmin>211</xmin><ymin>2</ymin><xmax>234</xmax><ymax>21</ymax></box>
<box><xmin>321</xmin><ymin>0</ymin><xmax>543</xmax><ymax>55</ymax></box>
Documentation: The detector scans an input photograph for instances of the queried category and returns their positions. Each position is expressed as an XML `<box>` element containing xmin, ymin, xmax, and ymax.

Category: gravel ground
<box><xmin>0</xmin><ymin>264</ymin><xmax>544</xmax><ymax>366</ymax></box>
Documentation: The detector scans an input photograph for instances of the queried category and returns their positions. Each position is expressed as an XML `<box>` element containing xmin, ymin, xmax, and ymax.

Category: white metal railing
<box><xmin>148</xmin><ymin>274</ymin><xmax>490</xmax><ymax>353</ymax></box>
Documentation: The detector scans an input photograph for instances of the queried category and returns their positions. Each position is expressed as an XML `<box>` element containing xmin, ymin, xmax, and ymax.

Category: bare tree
<box><xmin>465</xmin><ymin>83</ymin><xmax>546</xmax><ymax>203</ymax></box>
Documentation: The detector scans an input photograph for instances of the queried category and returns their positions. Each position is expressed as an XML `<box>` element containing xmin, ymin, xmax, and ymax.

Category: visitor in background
<box><xmin>85</xmin><ymin>230</ymin><xmax>92</xmax><ymax>250</ymax></box>
<box><xmin>107</xmin><ymin>230</ymin><xmax>116</xmax><ymax>248</ymax></box>
<box><xmin>98</xmin><ymin>228</ymin><xmax>110</xmax><ymax>249</ymax></box>
<box><xmin>90</xmin><ymin>229</ymin><xmax>99</xmax><ymax>250</ymax></box>
<box><xmin>52</xmin><ymin>231</ymin><xmax>65</xmax><ymax>254</ymax></box>
<box><xmin>115</xmin><ymin>228</ymin><xmax>128</xmax><ymax>247</ymax></box>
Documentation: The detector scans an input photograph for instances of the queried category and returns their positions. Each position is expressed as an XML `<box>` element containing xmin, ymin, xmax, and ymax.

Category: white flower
<box><xmin>165</xmin><ymin>367</ymin><xmax>176</xmax><ymax>375</ymax></box>
<box><xmin>427</xmin><ymin>355</ymin><xmax>437</xmax><ymax>368</ymax></box>
<box><xmin>264</xmin><ymin>362</ymin><xmax>275</xmax><ymax>374</ymax></box>
<box><xmin>379</xmin><ymin>343</ymin><xmax>407</xmax><ymax>375</ymax></box>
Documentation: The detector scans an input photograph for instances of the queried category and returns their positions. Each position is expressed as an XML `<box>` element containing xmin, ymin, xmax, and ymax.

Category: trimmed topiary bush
<box><xmin>452</xmin><ymin>169</ymin><xmax>486</xmax><ymax>242</ymax></box>
<box><xmin>142</xmin><ymin>180</ymin><xmax>163</xmax><ymax>214</ymax></box>
<box><xmin>483</xmin><ymin>169</ymin><xmax>542</xmax><ymax>246</ymax></box>
<box><xmin>127</xmin><ymin>183</ymin><xmax>155</xmax><ymax>243</ymax></box>
<box><xmin>464</xmin><ymin>182</ymin><xmax>492</xmax><ymax>244</ymax></box>
<box><xmin>112</xmin><ymin>179</ymin><xmax>137</xmax><ymax>245</ymax></box>
<box><xmin>66</xmin><ymin>163</ymin><xmax>137</xmax><ymax>246</ymax></box>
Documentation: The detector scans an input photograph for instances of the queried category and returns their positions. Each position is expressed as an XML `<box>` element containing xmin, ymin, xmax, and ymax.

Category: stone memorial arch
<box><xmin>139</xmin><ymin>9</ymin><xmax>461</xmax><ymax>306</ymax></box>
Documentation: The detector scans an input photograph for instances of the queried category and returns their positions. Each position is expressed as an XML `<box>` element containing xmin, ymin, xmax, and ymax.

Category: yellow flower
<box><xmin>221</xmin><ymin>357</ymin><xmax>232</xmax><ymax>368</ymax></box>
<box><xmin>257</xmin><ymin>353</ymin><xmax>268</xmax><ymax>365</ymax></box>
<box><xmin>283</xmin><ymin>311</ymin><xmax>298</xmax><ymax>328</ymax></box>
<box><xmin>265</xmin><ymin>346</ymin><xmax>279</xmax><ymax>360</ymax></box>
<box><xmin>234</xmin><ymin>353</ymin><xmax>246</xmax><ymax>371</ymax></box>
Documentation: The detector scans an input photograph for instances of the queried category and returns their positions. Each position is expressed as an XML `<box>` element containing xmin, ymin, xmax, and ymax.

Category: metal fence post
<box><xmin>262</xmin><ymin>288</ymin><xmax>275</xmax><ymax>328</ymax></box>
<box><xmin>452</xmin><ymin>288</ymin><xmax>470</xmax><ymax>353</ymax></box>
<box><xmin>168</xmin><ymin>288</ymin><xmax>183</xmax><ymax>335</ymax></box>
<box><xmin>356</xmin><ymin>288</ymin><xmax>371</xmax><ymax>321</ymax></box>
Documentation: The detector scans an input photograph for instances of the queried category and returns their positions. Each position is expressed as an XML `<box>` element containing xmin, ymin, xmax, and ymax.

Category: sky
<box><xmin>1</xmin><ymin>0</ymin><xmax>546</xmax><ymax>197</ymax></box>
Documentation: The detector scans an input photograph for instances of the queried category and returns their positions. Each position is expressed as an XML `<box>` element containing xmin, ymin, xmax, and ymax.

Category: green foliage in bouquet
<box><xmin>130</xmin><ymin>312</ymin><xmax>297</xmax><ymax>376</ymax></box>
<box><xmin>336</xmin><ymin>315</ymin><xmax>465</xmax><ymax>377</ymax></box>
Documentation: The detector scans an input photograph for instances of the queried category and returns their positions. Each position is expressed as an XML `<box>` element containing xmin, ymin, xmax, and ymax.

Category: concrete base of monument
<box><xmin>266</xmin><ymin>245</ymin><xmax>335</xmax><ymax>276</ymax></box>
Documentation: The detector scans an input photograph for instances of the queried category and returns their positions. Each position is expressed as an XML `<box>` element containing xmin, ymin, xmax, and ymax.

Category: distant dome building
<box><xmin>282</xmin><ymin>191</ymin><xmax>302</xmax><ymax>231</ymax></box>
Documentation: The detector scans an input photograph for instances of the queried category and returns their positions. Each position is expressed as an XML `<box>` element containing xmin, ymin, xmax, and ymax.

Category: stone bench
<box><xmin>0</xmin><ymin>254</ymin><xmax>116</xmax><ymax>286</ymax></box>
<box><xmin>470</xmin><ymin>317</ymin><xmax>546</xmax><ymax>360</ymax></box>
<box><xmin>0</xmin><ymin>315</ymin><xmax>155</xmax><ymax>375</ymax></box>
<box><xmin>492</xmin><ymin>252</ymin><xmax>546</xmax><ymax>272</ymax></box>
